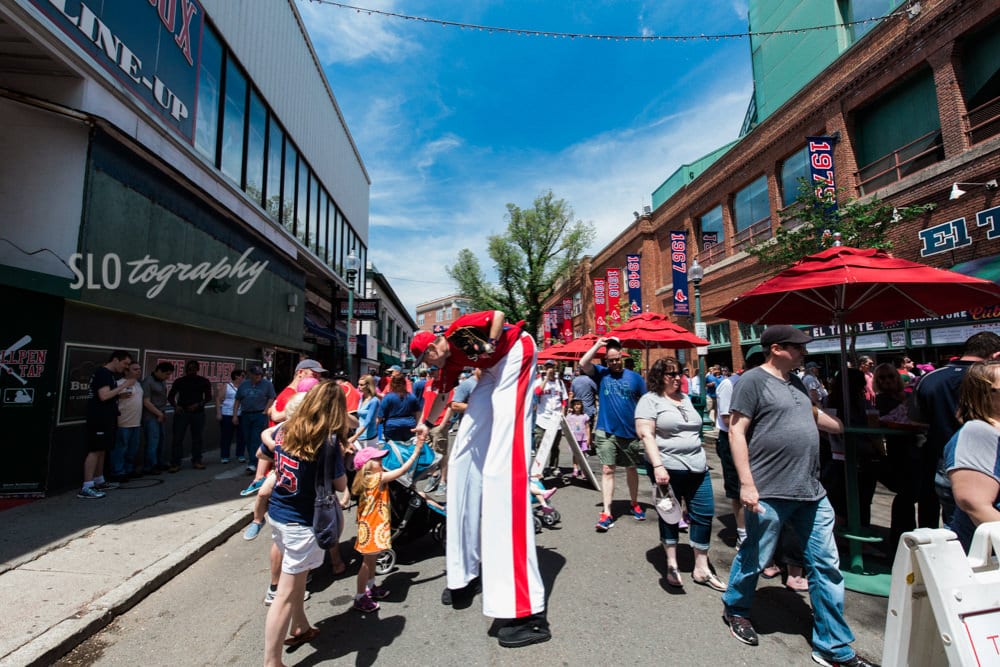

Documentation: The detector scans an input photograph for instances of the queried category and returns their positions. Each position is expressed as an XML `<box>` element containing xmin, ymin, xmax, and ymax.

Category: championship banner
<box><xmin>543</xmin><ymin>311</ymin><xmax>552</xmax><ymax>345</ymax></box>
<box><xmin>606</xmin><ymin>268</ymin><xmax>622</xmax><ymax>328</ymax></box>
<box><xmin>807</xmin><ymin>136</ymin><xmax>837</xmax><ymax>210</ymax></box>
<box><xmin>550</xmin><ymin>308</ymin><xmax>561</xmax><ymax>341</ymax></box>
<box><xmin>562</xmin><ymin>298</ymin><xmax>574</xmax><ymax>342</ymax></box>
<box><xmin>594</xmin><ymin>278</ymin><xmax>607</xmax><ymax>334</ymax></box>
<box><xmin>702</xmin><ymin>232</ymin><xmax>719</xmax><ymax>250</ymax></box>
<box><xmin>671</xmin><ymin>231</ymin><xmax>690</xmax><ymax>315</ymax></box>
<box><xmin>626</xmin><ymin>254</ymin><xmax>642</xmax><ymax>318</ymax></box>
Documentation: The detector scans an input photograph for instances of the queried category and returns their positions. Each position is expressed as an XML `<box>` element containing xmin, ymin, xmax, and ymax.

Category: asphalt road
<box><xmin>60</xmin><ymin>451</ymin><xmax>889</xmax><ymax>667</ymax></box>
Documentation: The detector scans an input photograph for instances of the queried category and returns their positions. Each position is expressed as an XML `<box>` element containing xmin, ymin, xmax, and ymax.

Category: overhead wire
<box><xmin>307</xmin><ymin>0</ymin><xmax>903</xmax><ymax>42</ymax></box>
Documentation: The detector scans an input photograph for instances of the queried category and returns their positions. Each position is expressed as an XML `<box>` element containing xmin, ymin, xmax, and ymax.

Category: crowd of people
<box><xmin>79</xmin><ymin>320</ymin><xmax>1000</xmax><ymax>666</ymax></box>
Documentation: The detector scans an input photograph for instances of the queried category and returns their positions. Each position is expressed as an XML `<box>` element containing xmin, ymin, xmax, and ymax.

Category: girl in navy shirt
<box><xmin>263</xmin><ymin>381</ymin><xmax>348</xmax><ymax>664</ymax></box>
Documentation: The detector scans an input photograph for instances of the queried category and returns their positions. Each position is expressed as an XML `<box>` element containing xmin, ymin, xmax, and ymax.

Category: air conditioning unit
<box><xmin>642</xmin><ymin>205</ymin><xmax>652</xmax><ymax>215</ymax></box>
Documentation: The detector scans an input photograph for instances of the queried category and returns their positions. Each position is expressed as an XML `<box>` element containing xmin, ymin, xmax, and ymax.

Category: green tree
<box><xmin>746</xmin><ymin>181</ymin><xmax>935</xmax><ymax>269</ymax></box>
<box><xmin>448</xmin><ymin>190</ymin><xmax>595</xmax><ymax>336</ymax></box>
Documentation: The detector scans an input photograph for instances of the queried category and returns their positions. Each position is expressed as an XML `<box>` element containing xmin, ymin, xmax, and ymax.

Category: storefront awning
<box><xmin>304</xmin><ymin>315</ymin><xmax>345</xmax><ymax>343</ymax></box>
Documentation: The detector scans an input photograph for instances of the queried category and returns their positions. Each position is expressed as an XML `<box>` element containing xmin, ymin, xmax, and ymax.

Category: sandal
<box><xmin>284</xmin><ymin>627</ymin><xmax>320</xmax><ymax>647</ymax></box>
<box><xmin>666</xmin><ymin>566</ymin><xmax>683</xmax><ymax>588</ymax></box>
<box><xmin>761</xmin><ymin>565</ymin><xmax>782</xmax><ymax>579</ymax></box>
<box><xmin>785</xmin><ymin>575</ymin><xmax>809</xmax><ymax>591</ymax></box>
<box><xmin>692</xmin><ymin>571</ymin><xmax>727</xmax><ymax>592</ymax></box>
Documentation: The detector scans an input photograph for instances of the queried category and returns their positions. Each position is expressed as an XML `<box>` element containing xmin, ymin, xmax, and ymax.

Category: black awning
<box><xmin>304</xmin><ymin>315</ymin><xmax>345</xmax><ymax>343</ymax></box>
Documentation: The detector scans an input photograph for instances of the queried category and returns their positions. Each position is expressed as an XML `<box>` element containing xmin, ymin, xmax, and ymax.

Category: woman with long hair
<box><xmin>263</xmin><ymin>381</ymin><xmax>349</xmax><ymax>666</ymax></box>
<box><xmin>945</xmin><ymin>360</ymin><xmax>1000</xmax><ymax>551</ymax></box>
<box><xmin>352</xmin><ymin>374</ymin><xmax>381</xmax><ymax>449</ymax></box>
<box><xmin>873</xmin><ymin>363</ymin><xmax>935</xmax><ymax>549</ymax></box>
<box><xmin>635</xmin><ymin>357</ymin><xmax>725</xmax><ymax>590</ymax></box>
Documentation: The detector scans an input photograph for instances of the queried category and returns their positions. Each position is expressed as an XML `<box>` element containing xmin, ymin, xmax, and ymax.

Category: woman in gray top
<box><xmin>635</xmin><ymin>357</ymin><xmax>725</xmax><ymax>591</ymax></box>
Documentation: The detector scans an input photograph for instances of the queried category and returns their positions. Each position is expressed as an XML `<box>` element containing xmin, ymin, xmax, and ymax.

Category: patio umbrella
<box><xmin>555</xmin><ymin>333</ymin><xmax>605</xmax><ymax>357</ymax></box>
<box><xmin>606</xmin><ymin>311</ymin><xmax>710</xmax><ymax>370</ymax></box>
<box><xmin>536</xmin><ymin>343</ymin><xmax>579</xmax><ymax>362</ymax></box>
<box><xmin>715</xmin><ymin>246</ymin><xmax>1000</xmax><ymax>595</ymax></box>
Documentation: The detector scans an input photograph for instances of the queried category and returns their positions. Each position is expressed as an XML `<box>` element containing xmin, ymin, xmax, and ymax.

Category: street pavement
<box><xmin>3</xmin><ymin>436</ymin><xmax>891</xmax><ymax>666</ymax></box>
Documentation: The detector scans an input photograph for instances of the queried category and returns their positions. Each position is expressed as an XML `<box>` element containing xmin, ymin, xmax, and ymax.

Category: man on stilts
<box><xmin>411</xmin><ymin>310</ymin><xmax>550</xmax><ymax>648</ymax></box>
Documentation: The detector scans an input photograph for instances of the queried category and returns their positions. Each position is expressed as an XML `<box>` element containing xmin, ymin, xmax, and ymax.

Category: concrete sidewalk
<box><xmin>0</xmin><ymin>464</ymin><xmax>256</xmax><ymax>667</ymax></box>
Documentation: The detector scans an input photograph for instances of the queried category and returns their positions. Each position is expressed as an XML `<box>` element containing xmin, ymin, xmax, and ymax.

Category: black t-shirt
<box><xmin>86</xmin><ymin>366</ymin><xmax>118</xmax><ymax>427</ymax></box>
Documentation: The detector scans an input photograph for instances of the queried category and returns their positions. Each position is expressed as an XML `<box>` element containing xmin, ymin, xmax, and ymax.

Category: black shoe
<box><xmin>442</xmin><ymin>576</ymin><xmax>481</xmax><ymax>606</ymax></box>
<box><xmin>723</xmin><ymin>612</ymin><xmax>759</xmax><ymax>646</ymax></box>
<box><xmin>497</xmin><ymin>613</ymin><xmax>551</xmax><ymax>648</ymax></box>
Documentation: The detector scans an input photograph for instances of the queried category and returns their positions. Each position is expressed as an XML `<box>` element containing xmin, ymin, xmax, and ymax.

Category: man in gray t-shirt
<box><xmin>720</xmin><ymin>326</ymin><xmax>875</xmax><ymax>667</ymax></box>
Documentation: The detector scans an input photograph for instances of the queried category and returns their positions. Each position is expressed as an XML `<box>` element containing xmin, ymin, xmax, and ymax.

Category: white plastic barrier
<box><xmin>883</xmin><ymin>523</ymin><xmax>1000</xmax><ymax>666</ymax></box>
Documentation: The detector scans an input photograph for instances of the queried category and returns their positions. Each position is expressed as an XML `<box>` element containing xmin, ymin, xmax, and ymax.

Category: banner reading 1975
<box><xmin>807</xmin><ymin>136</ymin><xmax>837</xmax><ymax>208</ymax></box>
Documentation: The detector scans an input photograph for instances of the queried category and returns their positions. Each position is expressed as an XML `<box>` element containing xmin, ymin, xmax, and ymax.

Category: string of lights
<box><xmin>308</xmin><ymin>0</ymin><xmax>904</xmax><ymax>42</ymax></box>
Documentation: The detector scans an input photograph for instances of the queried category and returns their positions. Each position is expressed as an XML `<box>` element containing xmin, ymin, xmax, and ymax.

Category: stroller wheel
<box><xmin>431</xmin><ymin>522</ymin><xmax>446</xmax><ymax>544</ymax></box>
<box><xmin>534</xmin><ymin>515</ymin><xmax>542</xmax><ymax>534</ymax></box>
<box><xmin>541</xmin><ymin>510</ymin><xmax>559</xmax><ymax>527</ymax></box>
<box><xmin>375</xmin><ymin>549</ymin><xmax>397</xmax><ymax>576</ymax></box>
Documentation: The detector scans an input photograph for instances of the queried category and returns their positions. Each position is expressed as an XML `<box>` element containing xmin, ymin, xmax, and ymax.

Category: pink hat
<box><xmin>296</xmin><ymin>377</ymin><xmax>319</xmax><ymax>392</ymax></box>
<box><xmin>353</xmin><ymin>447</ymin><xmax>388</xmax><ymax>470</ymax></box>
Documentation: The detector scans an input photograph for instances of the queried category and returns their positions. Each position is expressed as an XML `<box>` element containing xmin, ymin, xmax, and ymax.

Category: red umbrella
<box><xmin>609</xmin><ymin>312</ymin><xmax>708</xmax><ymax>349</ymax></box>
<box><xmin>555</xmin><ymin>333</ymin><xmax>606</xmax><ymax>357</ymax></box>
<box><xmin>715</xmin><ymin>246</ymin><xmax>1000</xmax><ymax>595</ymax></box>
<box><xmin>536</xmin><ymin>344</ymin><xmax>579</xmax><ymax>362</ymax></box>
<box><xmin>715</xmin><ymin>246</ymin><xmax>1000</xmax><ymax>325</ymax></box>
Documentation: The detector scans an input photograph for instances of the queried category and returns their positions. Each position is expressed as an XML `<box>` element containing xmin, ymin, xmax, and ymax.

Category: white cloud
<box><xmin>297</xmin><ymin>0</ymin><xmax>416</xmax><ymax>64</ymax></box>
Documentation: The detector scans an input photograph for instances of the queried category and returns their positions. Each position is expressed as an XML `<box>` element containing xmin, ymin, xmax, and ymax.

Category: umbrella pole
<box><xmin>838</xmin><ymin>329</ymin><xmax>864</xmax><ymax>574</ymax></box>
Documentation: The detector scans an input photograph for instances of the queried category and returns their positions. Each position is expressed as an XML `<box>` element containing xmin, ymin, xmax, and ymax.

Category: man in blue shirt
<box><xmin>233</xmin><ymin>365</ymin><xmax>276</xmax><ymax>469</ymax></box>
<box><xmin>581</xmin><ymin>336</ymin><xmax>647</xmax><ymax>531</ymax></box>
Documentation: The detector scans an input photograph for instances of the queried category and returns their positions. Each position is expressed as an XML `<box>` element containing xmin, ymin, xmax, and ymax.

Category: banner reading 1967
<box><xmin>671</xmin><ymin>231</ymin><xmax>690</xmax><ymax>315</ymax></box>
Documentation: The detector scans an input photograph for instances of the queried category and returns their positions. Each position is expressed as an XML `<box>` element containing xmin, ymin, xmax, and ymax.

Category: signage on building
<box><xmin>336</xmin><ymin>298</ymin><xmax>380</xmax><ymax>320</ymax></box>
<box><xmin>626</xmin><ymin>254</ymin><xmax>642</xmax><ymax>316</ymax></box>
<box><xmin>702</xmin><ymin>232</ymin><xmax>718</xmax><ymax>250</ymax></box>
<box><xmin>919</xmin><ymin>206</ymin><xmax>1000</xmax><ymax>257</ymax></box>
<box><xmin>807</xmin><ymin>137</ymin><xmax>837</xmax><ymax>203</ymax></box>
<box><xmin>31</xmin><ymin>0</ymin><xmax>204</xmax><ymax>141</ymax></box>
<box><xmin>671</xmin><ymin>231</ymin><xmax>690</xmax><ymax>315</ymax></box>
<box><xmin>58</xmin><ymin>343</ymin><xmax>141</xmax><ymax>425</ymax></box>
<box><xmin>594</xmin><ymin>278</ymin><xmax>607</xmax><ymax>334</ymax></box>
<box><xmin>562</xmin><ymin>298</ymin><xmax>573</xmax><ymax>343</ymax></box>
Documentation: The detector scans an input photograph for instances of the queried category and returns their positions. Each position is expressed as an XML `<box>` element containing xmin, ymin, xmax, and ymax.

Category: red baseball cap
<box><xmin>410</xmin><ymin>330</ymin><xmax>438</xmax><ymax>364</ymax></box>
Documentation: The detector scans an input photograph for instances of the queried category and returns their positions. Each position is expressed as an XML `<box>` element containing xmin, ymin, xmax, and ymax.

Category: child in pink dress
<box><xmin>565</xmin><ymin>399</ymin><xmax>590</xmax><ymax>479</ymax></box>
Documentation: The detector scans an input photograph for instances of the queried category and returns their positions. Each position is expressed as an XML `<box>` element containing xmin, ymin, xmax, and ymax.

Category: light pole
<box><xmin>689</xmin><ymin>258</ymin><xmax>710</xmax><ymax>426</ymax></box>
<box><xmin>345</xmin><ymin>249</ymin><xmax>360</xmax><ymax>381</ymax></box>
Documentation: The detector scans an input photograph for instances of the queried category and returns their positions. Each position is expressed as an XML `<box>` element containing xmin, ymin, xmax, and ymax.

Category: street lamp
<box><xmin>345</xmin><ymin>249</ymin><xmax>360</xmax><ymax>381</ymax></box>
<box><xmin>689</xmin><ymin>258</ymin><xmax>711</xmax><ymax>427</ymax></box>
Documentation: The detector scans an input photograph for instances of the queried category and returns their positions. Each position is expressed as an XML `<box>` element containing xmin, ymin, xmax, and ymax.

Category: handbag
<box><xmin>652</xmin><ymin>482</ymin><xmax>683</xmax><ymax>524</ymax></box>
<box><xmin>313</xmin><ymin>435</ymin><xmax>344</xmax><ymax>550</ymax></box>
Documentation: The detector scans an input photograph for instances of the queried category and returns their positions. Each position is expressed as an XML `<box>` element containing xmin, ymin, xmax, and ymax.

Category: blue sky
<box><xmin>298</xmin><ymin>1</ymin><xmax>753</xmax><ymax>316</ymax></box>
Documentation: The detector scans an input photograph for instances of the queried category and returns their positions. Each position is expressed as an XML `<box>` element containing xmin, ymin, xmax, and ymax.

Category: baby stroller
<box><xmin>375</xmin><ymin>438</ymin><xmax>446</xmax><ymax>574</ymax></box>
<box><xmin>530</xmin><ymin>479</ymin><xmax>560</xmax><ymax>532</ymax></box>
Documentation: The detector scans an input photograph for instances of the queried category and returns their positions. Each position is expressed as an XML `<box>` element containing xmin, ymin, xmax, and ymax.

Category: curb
<box><xmin>2</xmin><ymin>506</ymin><xmax>252</xmax><ymax>667</ymax></box>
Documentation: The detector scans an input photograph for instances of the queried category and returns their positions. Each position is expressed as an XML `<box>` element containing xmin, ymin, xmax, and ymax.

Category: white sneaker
<box><xmin>77</xmin><ymin>487</ymin><xmax>106</xmax><ymax>499</ymax></box>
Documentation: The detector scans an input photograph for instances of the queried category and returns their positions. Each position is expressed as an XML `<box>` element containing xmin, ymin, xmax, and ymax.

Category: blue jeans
<box><xmin>239</xmin><ymin>412</ymin><xmax>268</xmax><ymax>464</ymax></box>
<box><xmin>722</xmin><ymin>497</ymin><xmax>855</xmax><ymax>662</ymax></box>
<box><xmin>143</xmin><ymin>417</ymin><xmax>164</xmax><ymax>470</ymax></box>
<box><xmin>218</xmin><ymin>416</ymin><xmax>244</xmax><ymax>460</ymax></box>
<box><xmin>172</xmin><ymin>410</ymin><xmax>205</xmax><ymax>465</ymax></box>
<box><xmin>111</xmin><ymin>426</ymin><xmax>140</xmax><ymax>475</ymax></box>
<box><xmin>645</xmin><ymin>465</ymin><xmax>715</xmax><ymax>550</ymax></box>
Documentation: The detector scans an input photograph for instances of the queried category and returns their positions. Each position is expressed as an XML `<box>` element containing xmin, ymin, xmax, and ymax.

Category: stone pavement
<box><xmin>0</xmin><ymin>428</ymin><xmax>901</xmax><ymax>666</ymax></box>
<box><xmin>0</xmin><ymin>464</ymin><xmax>256</xmax><ymax>667</ymax></box>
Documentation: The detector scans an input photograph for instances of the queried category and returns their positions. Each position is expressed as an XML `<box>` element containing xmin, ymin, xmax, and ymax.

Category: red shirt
<box><xmin>341</xmin><ymin>381</ymin><xmax>361</xmax><ymax>413</ymax></box>
<box><xmin>269</xmin><ymin>386</ymin><xmax>297</xmax><ymax>427</ymax></box>
<box><xmin>421</xmin><ymin>377</ymin><xmax>453</xmax><ymax>426</ymax></box>
<box><xmin>439</xmin><ymin>311</ymin><xmax>522</xmax><ymax>392</ymax></box>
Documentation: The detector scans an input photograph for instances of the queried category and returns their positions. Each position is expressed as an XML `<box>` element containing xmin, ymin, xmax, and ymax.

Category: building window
<box><xmin>296</xmin><ymin>156</ymin><xmax>308</xmax><ymax>244</ymax></box>
<box><xmin>961</xmin><ymin>18</ymin><xmax>1000</xmax><ymax>144</ymax></box>
<box><xmin>733</xmin><ymin>176</ymin><xmax>772</xmax><ymax>251</ymax></box>
<box><xmin>220</xmin><ymin>57</ymin><xmax>247</xmax><ymax>184</ymax></box>
<box><xmin>698</xmin><ymin>205</ymin><xmax>725</xmax><ymax>266</ymax></box>
<box><xmin>265</xmin><ymin>118</ymin><xmax>283</xmax><ymax>220</ymax></box>
<box><xmin>418</xmin><ymin>314</ymin><xmax>425</xmax><ymax>326</ymax></box>
<box><xmin>854</xmin><ymin>68</ymin><xmax>943</xmax><ymax>193</ymax></box>
<box><xmin>194</xmin><ymin>25</ymin><xmax>223</xmax><ymax>162</ymax></box>
<box><xmin>738</xmin><ymin>322</ymin><xmax>767</xmax><ymax>343</ymax></box>
<box><xmin>780</xmin><ymin>146</ymin><xmax>810</xmax><ymax>206</ymax></box>
<box><xmin>707</xmin><ymin>322</ymin><xmax>731</xmax><ymax>346</ymax></box>
<box><xmin>281</xmin><ymin>142</ymin><xmax>296</xmax><ymax>233</ymax></box>
<box><xmin>245</xmin><ymin>89</ymin><xmax>266</xmax><ymax>205</ymax></box>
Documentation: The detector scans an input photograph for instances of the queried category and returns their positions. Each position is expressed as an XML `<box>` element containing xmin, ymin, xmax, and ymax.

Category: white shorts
<box><xmin>270</xmin><ymin>519</ymin><xmax>324</xmax><ymax>575</ymax></box>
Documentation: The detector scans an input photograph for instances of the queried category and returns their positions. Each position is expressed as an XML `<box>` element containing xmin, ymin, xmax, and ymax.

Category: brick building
<box><xmin>545</xmin><ymin>0</ymin><xmax>1000</xmax><ymax>372</ymax></box>
<box><xmin>415</xmin><ymin>295</ymin><xmax>473</xmax><ymax>334</ymax></box>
